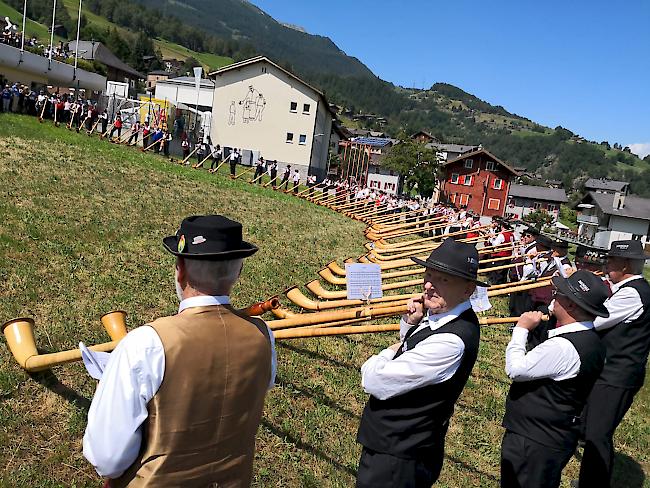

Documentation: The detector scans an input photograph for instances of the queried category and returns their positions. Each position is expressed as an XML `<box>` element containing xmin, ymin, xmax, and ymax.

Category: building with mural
<box><xmin>209</xmin><ymin>56</ymin><xmax>334</xmax><ymax>178</ymax></box>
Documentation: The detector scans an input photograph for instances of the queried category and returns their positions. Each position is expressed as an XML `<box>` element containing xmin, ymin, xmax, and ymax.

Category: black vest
<box><xmin>357</xmin><ymin>309</ymin><xmax>480</xmax><ymax>459</ymax></box>
<box><xmin>503</xmin><ymin>328</ymin><xmax>605</xmax><ymax>449</ymax></box>
<box><xmin>597</xmin><ymin>278</ymin><xmax>650</xmax><ymax>388</ymax></box>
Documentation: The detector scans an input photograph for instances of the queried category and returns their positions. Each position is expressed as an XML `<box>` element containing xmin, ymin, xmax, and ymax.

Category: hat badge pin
<box><xmin>177</xmin><ymin>235</ymin><xmax>186</xmax><ymax>253</ymax></box>
<box><xmin>577</xmin><ymin>280</ymin><xmax>590</xmax><ymax>292</ymax></box>
<box><xmin>192</xmin><ymin>235</ymin><xmax>207</xmax><ymax>245</ymax></box>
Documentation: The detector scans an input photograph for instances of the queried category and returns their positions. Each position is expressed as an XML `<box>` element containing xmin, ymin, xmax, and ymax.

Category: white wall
<box><xmin>210</xmin><ymin>61</ymin><xmax>330</xmax><ymax>170</ymax></box>
<box><xmin>155</xmin><ymin>82</ymin><xmax>214</xmax><ymax>107</ymax></box>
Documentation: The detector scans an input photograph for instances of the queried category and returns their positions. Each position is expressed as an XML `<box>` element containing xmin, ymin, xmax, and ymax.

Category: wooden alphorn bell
<box><xmin>2</xmin><ymin>310</ymin><xmax>127</xmax><ymax>373</ymax></box>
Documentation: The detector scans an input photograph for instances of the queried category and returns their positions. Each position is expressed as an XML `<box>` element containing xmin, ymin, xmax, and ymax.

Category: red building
<box><xmin>441</xmin><ymin>149</ymin><xmax>519</xmax><ymax>217</ymax></box>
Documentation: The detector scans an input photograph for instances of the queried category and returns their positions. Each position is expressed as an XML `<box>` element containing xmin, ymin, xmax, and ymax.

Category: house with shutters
<box><xmin>440</xmin><ymin>148</ymin><xmax>519</xmax><ymax>217</ymax></box>
<box><xmin>505</xmin><ymin>184</ymin><xmax>568</xmax><ymax>221</ymax></box>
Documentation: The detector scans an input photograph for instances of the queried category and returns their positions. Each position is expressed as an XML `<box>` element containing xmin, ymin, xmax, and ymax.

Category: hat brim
<box><xmin>552</xmin><ymin>276</ymin><xmax>610</xmax><ymax>318</ymax></box>
<box><xmin>412</xmin><ymin>257</ymin><xmax>489</xmax><ymax>287</ymax></box>
<box><xmin>606</xmin><ymin>250</ymin><xmax>649</xmax><ymax>260</ymax></box>
<box><xmin>162</xmin><ymin>235</ymin><xmax>258</xmax><ymax>260</ymax></box>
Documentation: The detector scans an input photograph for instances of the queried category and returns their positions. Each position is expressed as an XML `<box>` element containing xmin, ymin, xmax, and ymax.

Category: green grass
<box><xmin>0</xmin><ymin>0</ymin><xmax>63</xmax><ymax>43</ymax></box>
<box><xmin>154</xmin><ymin>38</ymin><xmax>233</xmax><ymax>72</ymax></box>
<box><xmin>0</xmin><ymin>113</ymin><xmax>648</xmax><ymax>487</ymax></box>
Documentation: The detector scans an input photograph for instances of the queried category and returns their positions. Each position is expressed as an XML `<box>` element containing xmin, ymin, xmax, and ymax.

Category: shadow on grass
<box><xmin>30</xmin><ymin>370</ymin><xmax>91</xmax><ymax>411</ymax></box>
<box><xmin>276</xmin><ymin>375</ymin><xmax>360</xmax><ymax>421</ymax></box>
<box><xmin>612</xmin><ymin>452</ymin><xmax>645</xmax><ymax>488</ymax></box>
<box><xmin>445</xmin><ymin>454</ymin><xmax>500</xmax><ymax>483</ymax></box>
<box><xmin>278</xmin><ymin>342</ymin><xmax>359</xmax><ymax>372</ymax></box>
<box><xmin>261</xmin><ymin>419</ymin><xmax>358</xmax><ymax>478</ymax></box>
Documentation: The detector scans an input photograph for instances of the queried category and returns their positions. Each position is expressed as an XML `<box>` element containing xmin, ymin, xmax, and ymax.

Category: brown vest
<box><xmin>112</xmin><ymin>305</ymin><xmax>271</xmax><ymax>488</ymax></box>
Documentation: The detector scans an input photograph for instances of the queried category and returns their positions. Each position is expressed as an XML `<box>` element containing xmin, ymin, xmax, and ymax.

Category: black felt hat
<box><xmin>607</xmin><ymin>240</ymin><xmax>649</xmax><ymax>260</ymax></box>
<box><xmin>536</xmin><ymin>234</ymin><xmax>554</xmax><ymax>249</ymax></box>
<box><xmin>551</xmin><ymin>238</ymin><xmax>570</xmax><ymax>250</ymax></box>
<box><xmin>412</xmin><ymin>238</ymin><xmax>489</xmax><ymax>287</ymax></box>
<box><xmin>523</xmin><ymin>226</ymin><xmax>540</xmax><ymax>237</ymax></box>
<box><xmin>552</xmin><ymin>270</ymin><xmax>610</xmax><ymax>317</ymax></box>
<box><xmin>163</xmin><ymin>215</ymin><xmax>258</xmax><ymax>260</ymax></box>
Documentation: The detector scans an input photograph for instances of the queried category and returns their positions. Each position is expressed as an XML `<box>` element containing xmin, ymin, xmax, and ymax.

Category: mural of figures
<box><xmin>238</xmin><ymin>85</ymin><xmax>267</xmax><ymax>123</ymax></box>
<box><xmin>228</xmin><ymin>101</ymin><xmax>236</xmax><ymax>126</ymax></box>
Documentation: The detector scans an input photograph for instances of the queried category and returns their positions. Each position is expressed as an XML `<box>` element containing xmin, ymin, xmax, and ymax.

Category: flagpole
<box><xmin>20</xmin><ymin>0</ymin><xmax>27</xmax><ymax>53</ymax></box>
<box><xmin>73</xmin><ymin>0</ymin><xmax>82</xmax><ymax>79</ymax></box>
<box><xmin>48</xmin><ymin>0</ymin><xmax>56</xmax><ymax>68</ymax></box>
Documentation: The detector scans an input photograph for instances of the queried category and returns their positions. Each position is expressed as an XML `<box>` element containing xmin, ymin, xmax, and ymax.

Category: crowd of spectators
<box><xmin>2</xmin><ymin>16</ymin><xmax>73</xmax><ymax>61</ymax></box>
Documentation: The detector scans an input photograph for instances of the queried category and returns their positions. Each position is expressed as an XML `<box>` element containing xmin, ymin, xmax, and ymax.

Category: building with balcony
<box><xmin>584</xmin><ymin>178</ymin><xmax>629</xmax><ymax>195</ymax></box>
<box><xmin>505</xmin><ymin>184</ymin><xmax>568</xmax><ymax>221</ymax></box>
<box><xmin>573</xmin><ymin>191</ymin><xmax>650</xmax><ymax>249</ymax></box>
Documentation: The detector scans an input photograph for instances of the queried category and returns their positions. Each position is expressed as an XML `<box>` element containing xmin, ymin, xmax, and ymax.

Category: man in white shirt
<box><xmin>83</xmin><ymin>215</ymin><xmax>276</xmax><ymax>487</ymax></box>
<box><xmin>356</xmin><ymin>238</ymin><xmax>487</xmax><ymax>487</ymax></box>
<box><xmin>578</xmin><ymin>240</ymin><xmax>650</xmax><ymax>488</ymax></box>
<box><xmin>501</xmin><ymin>270</ymin><xmax>609</xmax><ymax>488</ymax></box>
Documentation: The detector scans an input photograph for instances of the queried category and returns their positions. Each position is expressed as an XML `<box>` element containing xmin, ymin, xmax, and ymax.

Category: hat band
<box><xmin>423</xmin><ymin>258</ymin><xmax>478</xmax><ymax>281</ymax></box>
<box><xmin>563</xmin><ymin>279</ymin><xmax>604</xmax><ymax>312</ymax></box>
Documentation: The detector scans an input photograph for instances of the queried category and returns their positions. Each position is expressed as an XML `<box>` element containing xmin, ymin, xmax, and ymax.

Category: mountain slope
<box><xmin>131</xmin><ymin>0</ymin><xmax>375</xmax><ymax>78</ymax></box>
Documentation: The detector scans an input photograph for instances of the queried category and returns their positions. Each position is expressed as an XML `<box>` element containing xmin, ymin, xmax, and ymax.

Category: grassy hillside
<box><xmin>0</xmin><ymin>114</ymin><xmax>648</xmax><ymax>487</ymax></box>
<box><xmin>58</xmin><ymin>0</ymin><xmax>233</xmax><ymax>71</ymax></box>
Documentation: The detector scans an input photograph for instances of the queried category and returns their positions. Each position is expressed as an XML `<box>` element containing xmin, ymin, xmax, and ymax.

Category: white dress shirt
<box><xmin>83</xmin><ymin>295</ymin><xmax>276</xmax><ymax>479</ymax></box>
<box><xmin>361</xmin><ymin>301</ymin><xmax>471</xmax><ymax>401</ymax></box>
<box><xmin>505</xmin><ymin>321</ymin><xmax>594</xmax><ymax>382</ymax></box>
<box><xmin>593</xmin><ymin>275</ymin><xmax>644</xmax><ymax>332</ymax></box>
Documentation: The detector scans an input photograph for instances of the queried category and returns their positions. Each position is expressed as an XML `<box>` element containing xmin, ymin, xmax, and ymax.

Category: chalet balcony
<box><xmin>576</xmin><ymin>213</ymin><xmax>600</xmax><ymax>225</ymax></box>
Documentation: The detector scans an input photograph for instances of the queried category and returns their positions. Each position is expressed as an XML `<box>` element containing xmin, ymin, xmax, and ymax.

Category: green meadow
<box><xmin>0</xmin><ymin>113</ymin><xmax>648</xmax><ymax>487</ymax></box>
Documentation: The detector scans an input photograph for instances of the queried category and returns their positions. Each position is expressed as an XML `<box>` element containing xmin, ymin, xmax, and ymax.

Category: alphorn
<box><xmin>38</xmin><ymin>98</ymin><xmax>48</xmax><ymax>122</ymax></box>
<box><xmin>263</xmin><ymin>174</ymin><xmax>280</xmax><ymax>188</ymax></box>
<box><xmin>180</xmin><ymin>148</ymin><xmax>198</xmax><ymax>166</ymax></box>
<box><xmin>234</xmin><ymin>166</ymin><xmax>255</xmax><ymax>180</ymax></box>
<box><xmin>194</xmin><ymin>153</ymin><xmax>213</xmax><ymax>169</ymax></box>
<box><xmin>2</xmin><ymin>299</ymin><xmax>280</xmax><ymax>373</ymax></box>
<box><xmin>208</xmin><ymin>159</ymin><xmax>228</xmax><ymax>174</ymax></box>
<box><xmin>273</xmin><ymin>315</ymin><xmax>551</xmax><ymax>340</ymax></box>
<box><xmin>88</xmin><ymin>118</ymin><xmax>100</xmax><ymax>136</ymax></box>
<box><xmin>142</xmin><ymin>137</ymin><xmax>164</xmax><ymax>152</ymax></box>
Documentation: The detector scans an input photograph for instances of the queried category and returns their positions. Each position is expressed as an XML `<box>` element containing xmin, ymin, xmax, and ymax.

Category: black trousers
<box><xmin>578</xmin><ymin>383</ymin><xmax>640</xmax><ymax>488</ymax></box>
<box><xmin>356</xmin><ymin>447</ymin><xmax>443</xmax><ymax>488</ymax></box>
<box><xmin>501</xmin><ymin>431</ymin><xmax>574</xmax><ymax>488</ymax></box>
<box><xmin>230</xmin><ymin>160</ymin><xmax>237</xmax><ymax>176</ymax></box>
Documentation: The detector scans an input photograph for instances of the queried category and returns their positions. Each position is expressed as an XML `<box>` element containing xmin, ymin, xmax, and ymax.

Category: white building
<box><xmin>154</xmin><ymin>76</ymin><xmax>215</xmax><ymax>108</ymax></box>
<box><xmin>209</xmin><ymin>56</ymin><xmax>334</xmax><ymax>178</ymax></box>
<box><xmin>574</xmin><ymin>191</ymin><xmax>650</xmax><ymax>249</ymax></box>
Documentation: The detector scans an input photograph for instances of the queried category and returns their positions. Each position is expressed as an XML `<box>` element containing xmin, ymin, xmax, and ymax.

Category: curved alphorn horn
<box><xmin>3</xmin><ymin>298</ymin><xmax>281</xmax><ymax>372</ymax></box>
<box><xmin>273</xmin><ymin>315</ymin><xmax>551</xmax><ymax>340</ymax></box>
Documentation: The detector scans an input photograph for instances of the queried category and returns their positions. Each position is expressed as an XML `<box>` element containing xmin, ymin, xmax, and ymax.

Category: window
<box><xmin>261</xmin><ymin>67</ymin><xmax>267</xmax><ymax>73</ymax></box>
<box><xmin>493</xmin><ymin>178</ymin><xmax>503</xmax><ymax>190</ymax></box>
<box><xmin>450</xmin><ymin>194</ymin><xmax>457</xmax><ymax>204</ymax></box>
<box><xmin>286</xmin><ymin>132</ymin><xmax>294</xmax><ymax>143</ymax></box>
<box><xmin>486</xmin><ymin>161</ymin><xmax>497</xmax><ymax>171</ymax></box>
<box><xmin>632</xmin><ymin>234</ymin><xmax>642</xmax><ymax>240</ymax></box>
<box><xmin>533</xmin><ymin>202</ymin><xmax>542</xmax><ymax>210</ymax></box>
<box><xmin>463</xmin><ymin>174</ymin><xmax>474</xmax><ymax>186</ymax></box>
<box><xmin>488</xmin><ymin>198</ymin><xmax>501</xmax><ymax>210</ymax></box>
<box><xmin>299</xmin><ymin>134</ymin><xmax>307</xmax><ymax>145</ymax></box>
<box><xmin>464</xmin><ymin>159</ymin><xmax>474</xmax><ymax>169</ymax></box>
<box><xmin>451</xmin><ymin>173</ymin><xmax>459</xmax><ymax>184</ymax></box>
<box><xmin>290</xmin><ymin>102</ymin><xmax>297</xmax><ymax>113</ymax></box>
<box><xmin>547</xmin><ymin>203</ymin><xmax>558</xmax><ymax>212</ymax></box>
<box><xmin>459</xmin><ymin>194</ymin><xmax>470</xmax><ymax>205</ymax></box>
<box><xmin>303</xmin><ymin>103</ymin><xmax>310</xmax><ymax>114</ymax></box>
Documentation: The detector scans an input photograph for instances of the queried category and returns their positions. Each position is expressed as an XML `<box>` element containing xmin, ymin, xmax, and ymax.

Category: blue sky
<box><xmin>250</xmin><ymin>0</ymin><xmax>650</xmax><ymax>157</ymax></box>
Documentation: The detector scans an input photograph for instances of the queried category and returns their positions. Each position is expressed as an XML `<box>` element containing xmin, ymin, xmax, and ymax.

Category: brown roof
<box><xmin>444</xmin><ymin>148</ymin><xmax>520</xmax><ymax>176</ymax></box>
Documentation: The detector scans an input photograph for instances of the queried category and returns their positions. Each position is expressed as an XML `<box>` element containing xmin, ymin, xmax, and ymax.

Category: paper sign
<box><xmin>345</xmin><ymin>263</ymin><xmax>383</xmax><ymax>300</ymax></box>
<box><xmin>79</xmin><ymin>342</ymin><xmax>111</xmax><ymax>380</ymax></box>
<box><xmin>470</xmin><ymin>286</ymin><xmax>492</xmax><ymax>313</ymax></box>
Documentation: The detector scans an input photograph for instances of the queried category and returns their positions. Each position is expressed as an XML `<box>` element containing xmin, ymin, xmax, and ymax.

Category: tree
<box><xmin>382</xmin><ymin>138</ymin><xmax>441</xmax><ymax>196</ymax></box>
<box><xmin>522</xmin><ymin>209</ymin><xmax>554</xmax><ymax>230</ymax></box>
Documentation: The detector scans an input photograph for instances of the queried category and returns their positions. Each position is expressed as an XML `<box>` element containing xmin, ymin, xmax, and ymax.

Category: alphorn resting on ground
<box><xmin>2</xmin><ymin>299</ymin><xmax>280</xmax><ymax>373</ymax></box>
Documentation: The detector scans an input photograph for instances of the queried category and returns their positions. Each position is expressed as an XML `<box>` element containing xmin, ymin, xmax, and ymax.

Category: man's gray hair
<box><xmin>183</xmin><ymin>258</ymin><xmax>244</xmax><ymax>293</ymax></box>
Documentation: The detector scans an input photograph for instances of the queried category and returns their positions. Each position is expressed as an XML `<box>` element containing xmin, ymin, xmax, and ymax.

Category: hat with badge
<box><xmin>606</xmin><ymin>240</ymin><xmax>649</xmax><ymax>260</ymax></box>
<box><xmin>412</xmin><ymin>238</ymin><xmax>489</xmax><ymax>287</ymax></box>
<box><xmin>523</xmin><ymin>226</ymin><xmax>540</xmax><ymax>237</ymax></box>
<box><xmin>552</xmin><ymin>269</ymin><xmax>610</xmax><ymax>317</ymax></box>
<box><xmin>551</xmin><ymin>238</ymin><xmax>570</xmax><ymax>250</ymax></box>
<box><xmin>536</xmin><ymin>234</ymin><xmax>554</xmax><ymax>250</ymax></box>
<box><xmin>163</xmin><ymin>215</ymin><xmax>258</xmax><ymax>260</ymax></box>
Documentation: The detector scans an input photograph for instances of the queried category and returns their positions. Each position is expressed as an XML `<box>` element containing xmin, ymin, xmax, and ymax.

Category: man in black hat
<box><xmin>508</xmin><ymin>226</ymin><xmax>540</xmax><ymax>316</ymax></box>
<box><xmin>501</xmin><ymin>269</ymin><xmax>609</xmax><ymax>488</ymax></box>
<box><xmin>488</xmin><ymin>219</ymin><xmax>515</xmax><ymax>285</ymax></box>
<box><xmin>577</xmin><ymin>240</ymin><xmax>650</xmax><ymax>488</ymax></box>
<box><xmin>528</xmin><ymin>237</ymin><xmax>574</xmax><ymax>312</ymax></box>
<box><xmin>356</xmin><ymin>238</ymin><xmax>486</xmax><ymax>487</ymax></box>
<box><xmin>84</xmin><ymin>215</ymin><xmax>276</xmax><ymax>487</ymax></box>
